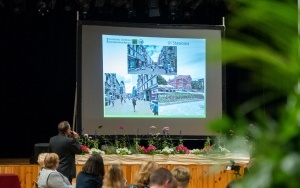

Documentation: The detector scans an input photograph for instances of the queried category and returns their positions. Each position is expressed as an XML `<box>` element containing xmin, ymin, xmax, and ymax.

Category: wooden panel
<box><xmin>0</xmin><ymin>165</ymin><xmax>40</xmax><ymax>188</ymax></box>
<box><xmin>0</xmin><ymin>163</ymin><xmax>244</xmax><ymax>188</ymax></box>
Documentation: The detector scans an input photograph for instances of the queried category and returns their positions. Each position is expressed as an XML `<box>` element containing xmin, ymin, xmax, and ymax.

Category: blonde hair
<box><xmin>103</xmin><ymin>164</ymin><xmax>124</xmax><ymax>188</ymax></box>
<box><xmin>132</xmin><ymin>161</ymin><xmax>158</xmax><ymax>187</ymax></box>
<box><xmin>44</xmin><ymin>153</ymin><xmax>59</xmax><ymax>169</ymax></box>
<box><xmin>171</xmin><ymin>166</ymin><xmax>190</xmax><ymax>188</ymax></box>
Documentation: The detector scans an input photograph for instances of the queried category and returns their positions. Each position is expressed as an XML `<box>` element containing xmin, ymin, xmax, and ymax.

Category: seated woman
<box><xmin>75</xmin><ymin>154</ymin><xmax>105</xmax><ymax>188</ymax></box>
<box><xmin>37</xmin><ymin>153</ymin><xmax>73</xmax><ymax>188</ymax></box>
<box><xmin>102</xmin><ymin>164</ymin><xmax>126</xmax><ymax>188</ymax></box>
<box><xmin>126</xmin><ymin>161</ymin><xmax>158</xmax><ymax>188</ymax></box>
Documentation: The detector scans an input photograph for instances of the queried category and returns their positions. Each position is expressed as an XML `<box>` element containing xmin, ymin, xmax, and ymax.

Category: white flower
<box><xmin>219</xmin><ymin>146</ymin><xmax>230</xmax><ymax>153</ymax></box>
<box><xmin>89</xmin><ymin>148</ymin><xmax>105</xmax><ymax>155</ymax></box>
<box><xmin>190</xmin><ymin>149</ymin><xmax>201</xmax><ymax>154</ymax></box>
<box><xmin>150</xmin><ymin>126</ymin><xmax>157</xmax><ymax>130</ymax></box>
<box><xmin>116</xmin><ymin>147</ymin><xmax>132</xmax><ymax>155</ymax></box>
<box><xmin>161</xmin><ymin>147</ymin><xmax>175</xmax><ymax>154</ymax></box>
<box><xmin>84</xmin><ymin>134</ymin><xmax>88</xmax><ymax>137</ymax></box>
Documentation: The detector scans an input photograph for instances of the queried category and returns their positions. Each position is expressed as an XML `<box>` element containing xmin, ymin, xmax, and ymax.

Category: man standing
<box><xmin>49</xmin><ymin>121</ymin><xmax>82</xmax><ymax>183</ymax></box>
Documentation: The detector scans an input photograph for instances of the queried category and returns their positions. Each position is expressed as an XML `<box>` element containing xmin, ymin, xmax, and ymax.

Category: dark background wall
<box><xmin>0</xmin><ymin>0</ymin><xmax>254</xmax><ymax>158</ymax></box>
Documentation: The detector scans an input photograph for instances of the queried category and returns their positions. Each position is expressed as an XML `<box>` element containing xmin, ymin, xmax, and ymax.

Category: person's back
<box><xmin>38</xmin><ymin>168</ymin><xmax>73</xmax><ymax>188</ymax></box>
<box><xmin>49</xmin><ymin>121</ymin><xmax>82</xmax><ymax>182</ymax></box>
<box><xmin>76</xmin><ymin>154</ymin><xmax>105</xmax><ymax>188</ymax></box>
<box><xmin>76</xmin><ymin>172</ymin><xmax>102</xmax><ymax>188</ymax></box>
<box><xmin>37</xmin><ymin>153</ymin><xmax>73</xmax><ymax>188</ymax></box>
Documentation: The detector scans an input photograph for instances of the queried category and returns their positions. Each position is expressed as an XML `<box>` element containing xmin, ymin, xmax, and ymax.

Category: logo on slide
<box><xmin>138</xmin><ymin>39</ymin><xmax>144</xmax><ymax>45</ymax></box>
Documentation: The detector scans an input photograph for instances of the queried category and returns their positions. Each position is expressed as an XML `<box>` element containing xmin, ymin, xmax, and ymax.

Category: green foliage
<box><xmin>210</xmin><ymin>0</ymin><xmax>299</xmax><ymax>187</ymax></box>
<box><xmin>159</xmin><ymin>92</ymin><xmax>204</xmax><ymax>103</ymax></box>
<box><xmin>191</xmin><ymin>79</ymin><xmax>204</xmax><ymax>90</ymax></box>
<box><xmin>79</xmin><ymin>135</ymin><xmax>99</xmax><ymax>149</ymax></box>
<box><xmin>157</xmin><ymin>75</ymin><xmax>167</xmax><ymax>85</ymax></box>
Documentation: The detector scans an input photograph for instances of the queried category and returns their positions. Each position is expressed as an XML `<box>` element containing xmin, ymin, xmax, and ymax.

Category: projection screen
<box><xmin>77</xmin><ymin>21</ymin><xmax>224</xmax><ymax>136</ymax></box>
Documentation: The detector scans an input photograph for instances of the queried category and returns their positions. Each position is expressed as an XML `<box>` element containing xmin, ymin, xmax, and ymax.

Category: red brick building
<box><xmin>167</xmin><ymin>75</ymin><xmax>192</xmax><ymax>90</ymax></box>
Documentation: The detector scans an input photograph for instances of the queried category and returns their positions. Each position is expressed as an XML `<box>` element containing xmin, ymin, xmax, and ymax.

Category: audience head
<box><xmin>103</xmin><ymin>164</ymin><xmax>125</xmax><ymax>188</ymax></box>
<box><xmin>171</xmin><ymin>166</ymin><xmax>190</xmax><ymax>188</ymax></box>
<box><xmin>82</xmin><ymin>154</ymin><xmax>105</xmax><ymax>177</ymax></box>
<box><xmin>58</xmin><ymin>121</ymin><xmax>71</xmax><ymax>134</ymax></box>
<box><xmin>44</xmin><ymin>153</ymin><xmax>59</xmax><ymax>169</ymax></box>
<box><xmin>149</xmin><ymin>168</ymin><xmax>174</xmax><ymax>188</ymax></box>
<box><xmin>133</xmin><ymin>161</ymin><xmax>159</xmax><ymax>186</ymax></box>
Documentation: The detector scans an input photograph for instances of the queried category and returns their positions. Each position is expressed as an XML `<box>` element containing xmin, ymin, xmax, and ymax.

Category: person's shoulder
<box><xmin>48</xmin><ymin>171</ymin><xmax>61</xmax><ymax>176</ymax></box>
<box><xmin>47</xmin><ymin>171</ymin><xmax>64</xmax><ymax>181</ymax></box>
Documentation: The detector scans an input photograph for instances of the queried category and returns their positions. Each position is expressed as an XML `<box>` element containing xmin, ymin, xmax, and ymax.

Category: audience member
<box><xmin>37</xmin><ymin>153</ymin><xmax>73</xmax><ymax>188</ymax></box>
<box><xmin>49</xmin><ymin>121</ymin><xmax>82</xmax><ymax>183</ymax></box>
<box><xmin>76</xmin><ymin>154</ymin><xmax>105</xmax><ymax>188</ymax></box>
<box><xmin>103</xmin><ymin>164</ymin><xmax>125</xmax><ymax>188</ymax></box>
<box><xmin>126</xmin><ymin>161</ymin><xmax>159</xmax><ymax>188</ymax></box>
<box><xmin>171</xmin><ymin>166</ymin><xmax>190</xmax><ymax>188</ymax></box>
<box><xmin>149</xmin><ymin>168</ymin><xmax>174</xmax><ymax>188</ymax></box>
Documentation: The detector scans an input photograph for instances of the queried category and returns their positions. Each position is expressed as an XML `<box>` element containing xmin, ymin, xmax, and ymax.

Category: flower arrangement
<box><xmin>79</xmin><ymin>134</ymin><xmax>99</xmax><ymax>155</ymax></box>
<box><xmin>116</xmin><ymin>147</ymin><xmax>132</xmax><ymax>155</ymax></box>
<box><xmin>137</xmin><ymin>146</ymin><xmax>147</xmax><ymax>154</ymax></box>
<box><xmin>160</xmin><ymin>146</ymin><xmax>175</xmax><ymax>155</ymax></box>
<box><xmin>78</xmin><ymin>126</ymin><xmax>231</xmax><ymax>156</ymax></box>
<box><xmin>189</xmin><ymin>137</ymin><xmax>231</xmax><ymax>155</ymax></box>
<box><xmin>190</xmin><ymin>149</ymin><xmax>202</xmax><ymax>154</ymax></box>
<box><xmin>90</xmin><ymin>148</ymin><xmax>105</xmax><ymax>155</ymax></box>
<box><xmin>161</xmin><ymin>126</ymin><xmax>174</xmax><ymax>149</ymax></box>
<box><xmin>201</xmin><ymin>137</ymin><xmax>212</xmax><ymax>153</ymax></box>
<box><xmin>118</xmin><ymin>125</ymin><xmax>128</xmax><ymax>148</ymax></box>
<box><xmin>145</xmin><ymin>145</ymin><xmax>157</xmax><ymax>155</ymax></box>
<box><xmin>176</xmin><ymin>145</ymin><xmax>190</xmax><ymax>154</ymax></box>
<box><xmin>79</xmin><ymin>134</ymin><xmax>99</xmax><ymax>148</ymax></box>
<box><xmin>147</xmin><ymin>126</ymin><xmax>161</xmax><ymax>147</ymax></box>
<box><xmin>80</xmin><ymin>145</ymin><xmax>90</xmax><ymax>154</ymax></box>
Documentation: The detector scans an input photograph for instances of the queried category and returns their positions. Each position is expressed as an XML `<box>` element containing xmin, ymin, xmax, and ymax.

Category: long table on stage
<box><xmin>0</xmin><ymin>153</ymin><xmax>249</xmax><ymax>188</ymax></box>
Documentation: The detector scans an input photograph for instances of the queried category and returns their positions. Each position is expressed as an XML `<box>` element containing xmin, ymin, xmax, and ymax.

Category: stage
<box><xmin>0</xmin><ymin>153</ymin><xmax>249</xmax><ymax>188</ymax></box>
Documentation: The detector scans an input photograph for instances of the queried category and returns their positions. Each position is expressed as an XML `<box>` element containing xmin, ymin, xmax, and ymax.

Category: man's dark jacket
<box><xmin>49</xmin><ymin>133</ymin><xmax>82</xmax><ymax>179</ymax></box>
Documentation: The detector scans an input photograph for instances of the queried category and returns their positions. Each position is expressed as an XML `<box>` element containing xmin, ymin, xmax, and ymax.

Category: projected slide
<box><xmin>103</xmin><ymin>35</ymin><xmax>206</xmax><ymax>118</ymax></box>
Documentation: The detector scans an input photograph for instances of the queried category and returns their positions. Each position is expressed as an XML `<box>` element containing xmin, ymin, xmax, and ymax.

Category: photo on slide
<box><xmin>156</xmin><ymin>75</ymin><xmax>205</xmax><ymax>117</ymax></box>
<box><xmin>127</xmin><ymin>45</ymin><xmax>177</xmax><ymax>75</ymax></box>
<box><xmin>104</xmin><ymin>73</ymin><xmax>159</xmax><ymax>117</ymax></box>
